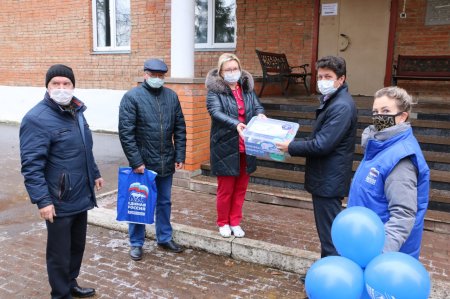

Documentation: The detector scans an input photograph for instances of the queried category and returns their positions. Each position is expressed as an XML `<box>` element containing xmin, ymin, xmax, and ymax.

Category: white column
<box><xmin>171</xmin><ymin>0</ymin><xmax>195</xmax><ymax>78</ymax></box>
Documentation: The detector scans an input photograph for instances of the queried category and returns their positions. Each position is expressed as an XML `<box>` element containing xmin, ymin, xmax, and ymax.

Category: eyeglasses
<box><xmin>222</xmin><ymin>68</ymin><xmax>240</xmax><ymax>74</ymax></box>
<box><xmin>145</xmin><ymin>72</ymin><xmax>165</xmax><ymax>79</ymax></box>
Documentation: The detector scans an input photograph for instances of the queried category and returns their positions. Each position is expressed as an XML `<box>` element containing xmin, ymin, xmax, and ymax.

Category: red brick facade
<box><xmin>195</xmin><ymin>0</ymin><xmax>314</xmax><ymax>78</ymax></box>
<box><xmin>0</xmin><ymin>0</ymin><xmax>448</xmax><ymax>170</ymax></box>
<box><xmin>165</xmin><ymin>82</ymin><xmax>210</xmax><ymax>171</ymax></box>
<box><xmin>393</xmin><ymin>0</ymin><xmax>450</xmax><ymax>96</ymax></box>
<box><xmin>0</xmin><ymin>1</ymin><xmax>447</xmax><ymax>92</ymax></box>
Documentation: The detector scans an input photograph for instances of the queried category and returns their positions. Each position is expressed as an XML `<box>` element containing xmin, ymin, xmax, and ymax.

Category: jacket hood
<box><xmin>205</xmin><ymin>69</ymin><xmax>255</xmax><ymax>94</ymax></box>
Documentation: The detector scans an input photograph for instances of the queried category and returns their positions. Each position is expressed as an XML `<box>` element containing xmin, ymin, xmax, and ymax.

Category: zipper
<box><xmin>156</xmin><ymin>96</ymin><xmax>164</xmax><ymax>174</ymax></box>
<box><xmin>58</xmin><ymin>173</ymin><xmax>66</xmax><ymax>200</ymax></box>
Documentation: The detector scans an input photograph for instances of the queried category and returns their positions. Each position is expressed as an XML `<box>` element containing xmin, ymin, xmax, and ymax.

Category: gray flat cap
<box><xmin>144</xmin><ymin>59</ymin><xmax>168</xmax><ymax>73</ymax></box>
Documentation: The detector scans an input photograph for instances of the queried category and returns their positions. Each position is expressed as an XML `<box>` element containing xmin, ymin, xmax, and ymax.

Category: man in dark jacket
<box><xmin>277</xmin><ymin>56</ymin><xmax>357</xmax><ymax>258</ymax></box>
<box><xmin>119</xmin><ymin>59</ymin><xmax>187</xmax><ymax>260</ymax></box>
<box><xmin>20</xmin><ymin>64</ymin><xmax>103</xmax><ymax>299</ymax></box>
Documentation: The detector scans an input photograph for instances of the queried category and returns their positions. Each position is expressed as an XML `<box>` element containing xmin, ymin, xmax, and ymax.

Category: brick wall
<box><xmin>0</xmin><ymin>0</ymin><xmax>314</xmax><ymax>89</ymax></box>
<box><xmin>195</xmin><ymin>0</ymin><xmax>315</xmax><ymax>78</ymax></box>
<box><xmin>0</xmin><ymin>0</ymin><xmax>448</xmax><ymax>171</ymax></box>
<box><xmin>0</xmin><ymin>0</ymin><xmax>447</xmax><ymax>93</ymax></box>
<box><xmin>0</xmin><ymin>0</ymin><xmax>172</xmax><ymax>90</ymax></box>
<box><xmin>165</xmin><ymin>82</ymin><xmax>211</xmax><ymax>171</ymax></box>
<box><xmin>393</xmin><ymin>0</ymin><xmax>450</xmax><ymax>97</ymax></box>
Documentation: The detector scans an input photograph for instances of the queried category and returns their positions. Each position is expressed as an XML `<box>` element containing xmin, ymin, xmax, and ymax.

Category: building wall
<box><xmin>0</xmin><ymin>0</ymin><xmax>448</xmax><ymax>171</ymax></box>
<box><xmin>0</xmin><ymin>0</ymin><xmax>170</xmax><ymax>90</ymax></box>
<box><xmin>393</xmin><ymin>0</ymin><xmax>450</xmax><ymax>97</ymax></box>
<box><xmin>195</xmin><ymin>0</ymin><xmax>315</xmax><ymax>78</ymax></box>
<box><xmin>0</xmin><ymin>0</ymin><xmax>314</xmax><ymax>89</ymax></box>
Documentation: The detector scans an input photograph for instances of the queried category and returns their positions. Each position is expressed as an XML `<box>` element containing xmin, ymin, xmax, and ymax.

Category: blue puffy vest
<box><xmin>348</xmin><ymin>127</ymin><xmax>429</xmax><ymax>258</ymax></box>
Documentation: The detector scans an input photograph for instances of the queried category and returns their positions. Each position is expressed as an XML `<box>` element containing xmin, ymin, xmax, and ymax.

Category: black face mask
<box><xmin>372</xmin><ymin>112</ymin><xmax>403</xmax><ymax>131</ymax></box>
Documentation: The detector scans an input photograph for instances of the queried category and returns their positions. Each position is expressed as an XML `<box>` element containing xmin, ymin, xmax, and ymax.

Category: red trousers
<box><xmin>216</xmin><ymin>153</ymin><xmax>250</xmax><ymax>226</ymax></box>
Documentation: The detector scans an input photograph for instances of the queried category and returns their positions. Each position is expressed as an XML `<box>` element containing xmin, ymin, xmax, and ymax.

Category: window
<box><xmin>93</xmin><ymin>0</ymin><xmax>131</xmax><ymax>52</ymax></box>
<box><xmin>195</xmin><ymin>0</ymin><xmax>236</xmax><ymax>49</ymax></box>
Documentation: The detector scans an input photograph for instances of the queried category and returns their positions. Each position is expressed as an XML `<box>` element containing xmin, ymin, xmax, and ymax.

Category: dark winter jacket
<box><xmin>118</xmin><ymin>81</ymin><xmax>186</xmax><ymax>177</ymax></box>
<box><xmin>20</xmin><ymin>93</ymin><xmax>101</xmax><ymax>216</ymax></box>
<box><xmin>288</xmin><ymin>83</ymin><xmax>357</xmax><ymax>198</ymax></box>
<box><xmin>206</xmin><ymin>69</ymin><xmax>265</xmax><ymax>176</ymax></box>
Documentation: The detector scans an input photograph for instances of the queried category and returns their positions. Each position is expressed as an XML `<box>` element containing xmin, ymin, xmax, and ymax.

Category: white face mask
<box><xmin>317</xmin><ymin>79</ymin><xmax>338</xmax><ymax>95</ymax></box>
<box><xmin>146</xmin><ymin>77</ymin><xmax>165</xmax><ymax>88</ymax></box>
<box><xmin>223</xmin><ymin>71</ymin><xmax>241</xmax><ymax>84</ymax></box>
<box><xmin>49</xmin><ymin>88</ymin><xmax>74</xmax><ymax>106</ymax></box>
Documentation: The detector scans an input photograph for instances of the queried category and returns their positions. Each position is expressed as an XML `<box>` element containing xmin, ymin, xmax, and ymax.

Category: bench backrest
<box><xmin>256</xmin><ymin>50</ymin><xmax>292</xmax><ymax>75</ymax></box>
<box><xmin>397</xmin><ymin>55</ymin><xmax>450</xmax><ymax>77</ymax></box>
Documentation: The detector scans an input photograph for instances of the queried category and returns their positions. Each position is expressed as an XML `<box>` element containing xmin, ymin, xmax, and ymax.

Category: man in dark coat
<box><xmin>20</xmin><ymin>64</ymin><xmax>103</xmax><ymax>299</ymax></box>
<box><xmin>119</xmin><ymin>59</ymin><xmax>186</xmax><ymax>260</ymax></box>
<box><xmin>277</xmin><ymin>56</ymin><xmax>357</xmax><ymax>258</ymax></box>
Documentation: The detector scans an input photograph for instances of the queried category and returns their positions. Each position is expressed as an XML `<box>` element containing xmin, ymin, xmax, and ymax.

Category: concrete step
<box><xmin>188</xmin><ymin>174</ymin><xmax>450</xmax><ymax>235</ymax></box>
<box><xmin>265</xmin><ymin>147</ymin><xmax>450</xmax><ymax>170</ymax></box>
<box><xmin>266</xmin><ymin>110</ymin><xmax>450</xmax><ymax>130</ymax></box>
<box><xmin>190</xmin><ymin>174</ymin><xmax>313</xmax><ymax>210</ymax></box>
<box><xmin>200</xmin><ymin>164</ymin><xmax>450</xmax><ymax>207</ymax></box>
<box><xmin>355</xmin><ymin>145</ymin><xmax>450</xmax><ymax>165</ymax></box>
<box><xmin>292</xmin><ymin>125</ymin><xmax>450</xmax><ymax>147</ymax></box>
<box><xmin>259</xmin><ymin>156</ymin><xmax>450</xmax><ymax>185</ymax></box>
<box><xmin>260</xmin><ymin>96</ymin><xmax>450</xmax><ymax>115</ymax></box>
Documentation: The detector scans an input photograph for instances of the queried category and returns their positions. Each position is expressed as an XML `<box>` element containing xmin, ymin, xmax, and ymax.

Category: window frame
<box><xmin>195</xmin><ymin>0</ymin><xmax>237</xmax><ymax>50</ymax></box>
<box><xmin>92</xmin><ymin>0</ymin><xmax>131</xmax><ymax>53</ymax></box>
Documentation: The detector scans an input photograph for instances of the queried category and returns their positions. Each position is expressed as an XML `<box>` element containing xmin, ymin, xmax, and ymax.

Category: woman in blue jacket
<box><xmin>347</xmin><ymin>86</ymin><xmax>430</xmax><ymax>259</ymax></box>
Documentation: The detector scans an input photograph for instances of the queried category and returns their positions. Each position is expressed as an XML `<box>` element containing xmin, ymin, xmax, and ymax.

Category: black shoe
<box><xmin>157</xmin><ymin>240</ymin><xmax>184</xmax><ymax>253</ymax></box>
<box><xmin>299</xmin><ymin>274</ymin><xmax>306</xmax><ymax>284</ymax></box>
<box><xmin>70</xmin><ymin>286</ymin><xmax>95</xmax><ymax>298</ymax></box>
<box><xmin>129</xmin><ymin>246</ymin><xmax>143</xmax><ymax>261</ymax></box>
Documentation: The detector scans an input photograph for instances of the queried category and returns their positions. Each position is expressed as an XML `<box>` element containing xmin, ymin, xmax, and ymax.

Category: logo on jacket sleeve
<box><xmin>365</xmin><ymin>167</ymin><xmax>379</xmax><ymax>185</ymax></box>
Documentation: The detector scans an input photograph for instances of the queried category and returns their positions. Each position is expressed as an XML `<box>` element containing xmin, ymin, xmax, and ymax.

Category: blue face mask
<box><xmin>146</xmin><ymin>77</ymin><xmax>164</xmax><ymax>88</ymax></box>
<box><xmin>223</xmin><ymin>71</ymin><xmax>241</xmax><ymax>84</ymax></box>
<box><xmin>317</xmin><ymin>79</ymin><xmax>338</xmax><ymax>95</ymax></box>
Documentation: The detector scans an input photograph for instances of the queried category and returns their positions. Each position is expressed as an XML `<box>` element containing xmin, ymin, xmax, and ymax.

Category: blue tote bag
<box><xmin>116</xmin><ymin>167</ymin><xmax>157</xmax><ymax>225</ymax></box>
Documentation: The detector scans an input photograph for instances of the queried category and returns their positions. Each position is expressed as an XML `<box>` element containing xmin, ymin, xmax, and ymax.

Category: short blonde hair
<box><xmin>374</xmin><ymin>86</ymin><xmax>417</xmax><ymax>114</ymax></box>
<box><xmin>217</xmin><ymin>53</ymin><xmax>242</xmax><ymax>74</ymax></box>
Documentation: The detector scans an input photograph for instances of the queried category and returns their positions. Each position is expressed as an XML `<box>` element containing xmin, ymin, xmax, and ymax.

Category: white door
<box><xmin>318</xmin><ymin>0</ymin><xmax>391</xmax><ymax>96</ymax></box>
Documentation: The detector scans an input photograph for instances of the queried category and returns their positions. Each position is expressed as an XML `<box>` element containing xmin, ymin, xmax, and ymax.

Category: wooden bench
<box><xmin>255</xmin><ymin>49</ymin><xmax>311</xmax><ymax>97</ymax></box>
<box><xmin>392</xmin><ymin>55</ymin><xmax>450</xmax><ymax>85</ymax></box>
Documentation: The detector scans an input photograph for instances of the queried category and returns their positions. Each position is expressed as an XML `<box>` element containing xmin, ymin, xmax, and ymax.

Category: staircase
<box><xmin>190</xmin><ymin>95</ymin><xmax>450</xmax><ymax>232</ymax></box>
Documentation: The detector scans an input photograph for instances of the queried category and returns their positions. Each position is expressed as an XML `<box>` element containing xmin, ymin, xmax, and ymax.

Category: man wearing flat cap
<box><xmin>119</xmin><ymin>58</ymin><xmax>187</xmax><ymax>260</ymax></box>
<box><xmin>20</xmin><ymin>64</ymin><xmax>104</xmax><ymax>298</ymax></box>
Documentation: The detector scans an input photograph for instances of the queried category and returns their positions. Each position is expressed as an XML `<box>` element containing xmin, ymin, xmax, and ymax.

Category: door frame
<box><xmin>310</xmin><ymin>0</ymin><xmax>398</xmax><ymax>94</ymax></box>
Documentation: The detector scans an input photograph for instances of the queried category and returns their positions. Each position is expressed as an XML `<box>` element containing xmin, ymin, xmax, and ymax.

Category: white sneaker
<box><xmin>219</xmin><ymin>225</ymin><xmax>231</xmax><ymax>238</ymax></box>
<box><xmin>230</xmin><ymin>226</ymin><xmax>245</xmax><ymax>238</ymax></box>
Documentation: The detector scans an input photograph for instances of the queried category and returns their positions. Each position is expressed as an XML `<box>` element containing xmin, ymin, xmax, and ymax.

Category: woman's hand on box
<box><xmin>257</xmin><ymin>114</ymin><xmax>267</xmax><ymax>119</ymax></box>
<box><xmin>275</xmin><ymin>140</ymin><xmax>291</xmax><ymax>153</ymax></box>
<box><xmin>237</xmin><ymin>123</ymin><xmax>247</xmax><ymax>138</ymax></box>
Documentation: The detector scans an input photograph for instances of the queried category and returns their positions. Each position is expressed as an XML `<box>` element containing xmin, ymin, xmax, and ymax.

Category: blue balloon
<box><xmin>360</xmin><ymin>287</ymin><xmax>371</xmax><ymax>299</ymax></box>
<box><xmin>364</xmin><ymin>252</ymin><xmax>431</xmax><ymax>299</ymax></box>
<box><xmin>306</xmin><ymin>256</ymin><xmax>364</xmax><ymax>299</ymax></box>
<box><xmin>332</xmin><ymin>206</ymin><xmax>385</xmax><ymax>267</ymax></box>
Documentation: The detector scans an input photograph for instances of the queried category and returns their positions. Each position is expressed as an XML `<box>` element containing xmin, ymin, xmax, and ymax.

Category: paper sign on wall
<box><xmin>322</xmin><ymin>3</ymin><xmax>338</xmax><ymax>16</ymax></box>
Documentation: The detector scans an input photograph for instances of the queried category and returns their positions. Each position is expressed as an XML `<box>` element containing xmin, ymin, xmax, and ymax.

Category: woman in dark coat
<box><xmin>206</xmin><ymin>53</ymin><xmax>265</xmax><ymax>238</ymax></box>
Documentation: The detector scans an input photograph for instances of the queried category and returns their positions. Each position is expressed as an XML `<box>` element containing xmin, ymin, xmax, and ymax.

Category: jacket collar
<box><xmin>44</xmin><ymin>91</ymin><xmax>86</xmax><ymax>114</ymax></box>
<box><xmin>317</xmin><ymin>82</ymin><xmax>348</xmax><ymax>110</ymax></box>
<box><xmin>361</xmin><ymin>122</ymin><xmax>411</xmax><ymax>149</ymax></box>
<box><xmin>142</xmin><ymin>80</ymin><xmax>163</xmax><ymax>95</ymax></box>
<box><xmin>364</xmin><ymin>125</ymin><xmax>413</xmax><ymax>160</ymax></box>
